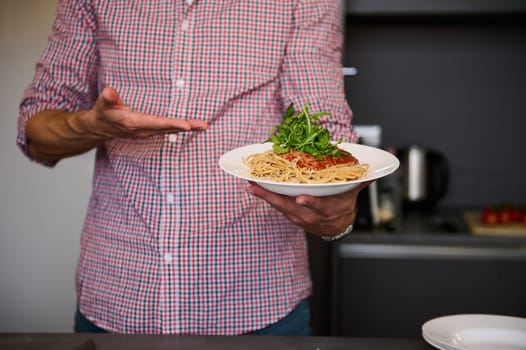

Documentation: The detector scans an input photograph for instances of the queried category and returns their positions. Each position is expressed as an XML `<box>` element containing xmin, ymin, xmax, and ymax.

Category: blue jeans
<box><xmin>74</xmin><ymin>298</ymin><xmax>311</xmax><ymax>335</ymax></box>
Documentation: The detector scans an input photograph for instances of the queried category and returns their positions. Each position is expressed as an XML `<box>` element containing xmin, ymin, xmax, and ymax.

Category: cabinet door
<box><xmin>331</xmin><ymin>243</ymin><xmax>526</xmax><ymax>337</ymax></box>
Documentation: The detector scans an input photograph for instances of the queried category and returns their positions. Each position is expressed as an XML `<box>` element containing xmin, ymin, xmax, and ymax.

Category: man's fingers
<box><xmin>188</xmin><ymin>119</ymin><xmax>209</xmax><ymax>130</ymax></box>
<box><xmin>98</xmin><ymin>87</ymin><xmax>121</xmax><ymax>110</ymax></box>
<box><xmin>294</xmin><ymin>183</ymin><xmax>366</xmax><ymax>212</ymax></box>
<box><xmin>138</xmin><ymin>113</ymin><xmax>208</xmax><ymax>132</ymax></box>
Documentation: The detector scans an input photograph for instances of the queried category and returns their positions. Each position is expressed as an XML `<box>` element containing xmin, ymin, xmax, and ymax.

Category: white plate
<box><xmin>422</xmin><ymin>314</ymin><xmax>526</xmax><ymax>350</ymax></box>
<box><xmin>218</xmin><ymin>142</ymin><xmax>399</xmax><ymax>196</ymax></box>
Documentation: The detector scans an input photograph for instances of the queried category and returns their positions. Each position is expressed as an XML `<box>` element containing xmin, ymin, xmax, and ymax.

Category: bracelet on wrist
<box><xmin>320</xmin><ymin>223</ymin><xmax>354</xmax><ymax>242</ymax></box>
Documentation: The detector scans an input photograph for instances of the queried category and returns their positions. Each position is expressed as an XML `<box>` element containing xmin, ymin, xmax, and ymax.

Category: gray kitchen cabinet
<box><xmin>342</xmin><ymin>0</ymin><xmax>526</xmax><ymax>16</ymax></box>
<box><xmin>340</xmin><ymin>8</ymin><xmax>526</xmax><ymax>209</ymax></box>
<box><xmin>329</xmin><ymin>234</ymin><xmax>526</xmax><ymax>338</ymax></box>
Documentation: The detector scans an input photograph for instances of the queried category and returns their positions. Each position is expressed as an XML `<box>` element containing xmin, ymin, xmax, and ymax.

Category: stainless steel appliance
<box><xmin>396</xmin><ymin>145</ymin><xmax>449</xmax><ymax>211</ymax></box>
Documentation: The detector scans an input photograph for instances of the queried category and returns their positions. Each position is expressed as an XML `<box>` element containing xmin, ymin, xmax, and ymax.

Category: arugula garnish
<box><xmin>267</xmin><ymin>102</ymin><xmax>344</xmax><ymax>160</ymax></box>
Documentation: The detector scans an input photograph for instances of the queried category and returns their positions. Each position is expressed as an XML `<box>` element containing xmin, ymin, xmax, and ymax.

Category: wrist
<box><xmin>66</xmin><ymin>110</ymin><xmax>93</xmax><ymax>136</ymax></box>
<box><xmin>66</xmin><ymin>110</ymin><xmax>107</xmax><ymax>143</ymax></box>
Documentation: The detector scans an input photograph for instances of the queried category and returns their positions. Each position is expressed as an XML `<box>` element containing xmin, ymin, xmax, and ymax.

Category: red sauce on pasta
<box><xmin>281</xmin><ymin>150</ymin><xmax>359</xmax><ymax>171</ymax></box>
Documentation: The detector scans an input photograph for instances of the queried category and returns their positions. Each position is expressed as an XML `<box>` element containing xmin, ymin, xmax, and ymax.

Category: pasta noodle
<box><xmin>244</xmin><ymin>149</ymin><xmax>369</xmax><ymax>184</ymax></box>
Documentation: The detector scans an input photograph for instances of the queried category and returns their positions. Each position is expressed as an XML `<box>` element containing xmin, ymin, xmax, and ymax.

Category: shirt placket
<box><xmin>160</xmin><ymin>0</ymin><xmax>197</xmax><ymax>334</ymax></box>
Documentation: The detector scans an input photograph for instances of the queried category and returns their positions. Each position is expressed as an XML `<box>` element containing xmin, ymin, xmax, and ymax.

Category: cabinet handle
<box><xmin>343</xmin><ymin>67</ymin><xmax>358</xmax><ymax>76</ymax></box>
<box><xmin>337</xmin><ymin>243</ymin><xmax>526</xmax><ymax>260</ymax></box>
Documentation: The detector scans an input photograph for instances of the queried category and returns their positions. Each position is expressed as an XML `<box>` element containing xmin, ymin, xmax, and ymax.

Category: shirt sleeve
<box><xmin>17</xmin><ymin>0</ymin><xmax>99</xmax><ymax>166</ymax></box>
<box><xmin>281</xmin><ymin>0</ymin><xmax>356</xmax><ymax>143</ymax></box>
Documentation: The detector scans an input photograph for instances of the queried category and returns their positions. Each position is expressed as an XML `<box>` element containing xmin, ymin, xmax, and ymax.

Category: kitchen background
<box><xmin>1</xmin><ymin>0</ymin><xmax>525</xmax><ymax>334</ymax></box>
<box><xmin>340</xmin><ymin>0</ymin><xmax>526</xmax><ymax>208</ymax></box>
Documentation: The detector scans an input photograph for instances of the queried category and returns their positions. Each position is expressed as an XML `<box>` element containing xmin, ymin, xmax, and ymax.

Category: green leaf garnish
<box><xmin>267</xmin><ymin>102</ymin><xmax>344</xmax><ymax>160</ymax></box>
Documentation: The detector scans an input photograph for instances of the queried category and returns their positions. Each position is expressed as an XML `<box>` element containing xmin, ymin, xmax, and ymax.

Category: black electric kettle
<box><xmin>396</xmin><ymin>145</ymin><xmax>449</xmax><ymax>211</ymax></box>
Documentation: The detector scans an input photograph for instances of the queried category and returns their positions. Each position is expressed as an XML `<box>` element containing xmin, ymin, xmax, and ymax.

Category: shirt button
<box><xmin>168</xmin><ymin>134</ymin><xmax>177</xmax><ymax>143</ymax></box>
<box><xmin>167</xmin><ymin>192</ymin><xmax>175</xmax><ymax>204</ymax></box>
<box><xmin>164</xmin><ymin>253</ymin><xmax>173</xmax><ymax>265</ymax></box>
<box><xmin>176</xmin><ymin>79</ymin><xmax>185</xmax><ymax>89</ymax></box>
<box><xmin>186</xmin><ymin>0</ymin><xmax>193</xmax><ymax>5</ymax></box>
<box><xmin>181</xmin><ymin>20</ymin><xmax>190</xmax><ymax>31</ymax></box>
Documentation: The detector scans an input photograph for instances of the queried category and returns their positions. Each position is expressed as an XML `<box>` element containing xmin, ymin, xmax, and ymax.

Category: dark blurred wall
<box><xmin>342</xmin><ymin>14</ymin><xmax>526</xmax><ymax>208</ymax></box>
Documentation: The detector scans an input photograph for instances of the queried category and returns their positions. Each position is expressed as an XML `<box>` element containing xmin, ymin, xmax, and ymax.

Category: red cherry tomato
<box><xmin>498</xmin><ymin>208</ymin><xmax>512</xmax><ymax>224</ymax></box>
<box><xmin>481</xmin><ymin>208</ymin><xmax>498</xmax><ymax>225</ymax></box>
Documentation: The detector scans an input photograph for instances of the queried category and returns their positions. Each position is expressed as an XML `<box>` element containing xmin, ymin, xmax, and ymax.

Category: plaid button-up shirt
<box><xmin>18</xmin><ymin>0</ymin><xmax>353</xmax><ymax>334</ymax></box>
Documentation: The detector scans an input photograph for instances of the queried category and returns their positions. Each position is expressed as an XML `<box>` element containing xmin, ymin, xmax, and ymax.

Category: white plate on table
<box><xmin>422</xmin><ymin>314</ymin><xmax>526</xmax><ymax>350</ymax></box>
<box><xmin>219</xmin><ymin>142</ymin><xmax>399</xmax><ymax>196</ymax></box>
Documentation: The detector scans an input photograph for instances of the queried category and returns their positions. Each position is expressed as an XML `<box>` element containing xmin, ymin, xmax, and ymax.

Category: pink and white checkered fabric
<box><xmin>18</xmin><ymin>0</ymin><xmax>353</xmax><ymax>334</ymax></box>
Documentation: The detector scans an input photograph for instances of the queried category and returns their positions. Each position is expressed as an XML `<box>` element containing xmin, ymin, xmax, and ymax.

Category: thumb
<box><xmin>97</xmin><ymin>86</ymin><xmax>122</xmax><ymax>110</ymax></box>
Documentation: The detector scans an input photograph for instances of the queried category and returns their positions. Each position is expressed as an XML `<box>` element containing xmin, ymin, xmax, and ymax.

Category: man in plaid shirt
<box><xmin>17</xmin><ymin>0</ymin><xmax>366</xmax><ymax>335</ymax></box>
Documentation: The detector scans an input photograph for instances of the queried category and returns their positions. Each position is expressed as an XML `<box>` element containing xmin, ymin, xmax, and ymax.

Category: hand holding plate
<box><xmin>246</xmin><ymin>180</ymin><xmax>371</xmax><ymax>238</ymax></box>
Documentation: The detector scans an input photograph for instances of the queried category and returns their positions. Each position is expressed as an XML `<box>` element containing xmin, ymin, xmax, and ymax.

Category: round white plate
<box><xmin>218</xmin><ymin>142</ymin><xmax>399</xmax><ymax>196</ymax></box>
<box><xmin>422</xmin><ymin>314</ymin><xmax>526</xmax><ymax>350</ymax></box>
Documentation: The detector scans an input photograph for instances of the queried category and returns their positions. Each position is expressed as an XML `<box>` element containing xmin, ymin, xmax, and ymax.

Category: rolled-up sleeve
<box><xmin>281</xmin><ymin>0</ymin><xmax>355</xmax><ymax>143</ymax></box>
<box><xmin>17</xmin><ymin>0</ymin><xmax>99</xmax><ymax>166</ymax></box>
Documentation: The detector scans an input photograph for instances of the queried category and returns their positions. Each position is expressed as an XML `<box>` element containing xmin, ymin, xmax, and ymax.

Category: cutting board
<box><xmin>464</xmin><ymin>211</ymin><xmax>526</xmax><ymax>236</ymax></box>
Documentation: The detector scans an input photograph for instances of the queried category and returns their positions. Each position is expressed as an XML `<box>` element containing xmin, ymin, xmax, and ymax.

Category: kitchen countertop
<box><xmin>0</xmin><ymin>333</ymin><xmax>435</xmax><ymax>350</ymax></box>
<box><xmin>345</xmin><ymin>231</ymin><xmax>526</xmax><ymax>246</ymax></box>
<box><xmin>336</xmin><ymin>207</ymin><xmax>526</xmax><ymax>260</ymax></box>
<box><xmin>338</xmin><ymin>231</ymin><xmax>526</xmax><ymax>261</ymax></box>
<box><xmin>350</xmin><ymin>205</ymin><xmax>526</xmax><ymax>241</ymax></box>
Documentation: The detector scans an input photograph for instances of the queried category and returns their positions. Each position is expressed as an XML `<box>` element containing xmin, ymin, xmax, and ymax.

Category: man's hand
<box><xmin>246</xmin><ymin>181</ymin><xmax>372</xmax><ymax>238</ymax></box>
<box><xmin>26</xmin><ymin>86</ymin><xmax>208</xmax><ymax>161</ymax></box>
<box><xmin>83</xmin><ymin>86</ymin><xmax>208</xmax><ymax>139</ymax></box>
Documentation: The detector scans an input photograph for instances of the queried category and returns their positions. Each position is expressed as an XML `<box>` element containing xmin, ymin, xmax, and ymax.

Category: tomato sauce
<box><xmin>281</xmin><ymin>150</ymin><xmax>358</xmax><ymax>171</ymax></box>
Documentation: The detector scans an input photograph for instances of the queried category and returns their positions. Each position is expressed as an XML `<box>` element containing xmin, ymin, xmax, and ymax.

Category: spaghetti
<box><xmin>244</xmin><ymin>149</ymin><xmax>369</xmax><ymax>184</ymax></box>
